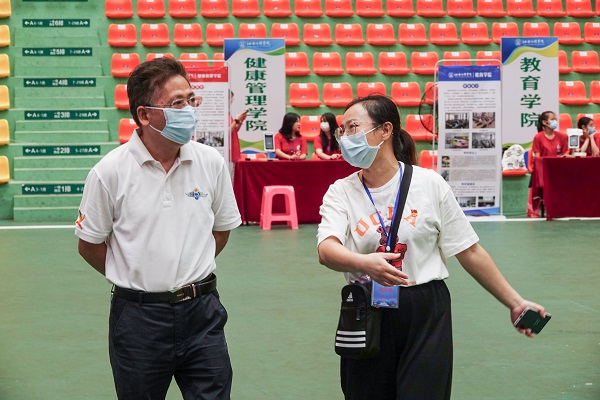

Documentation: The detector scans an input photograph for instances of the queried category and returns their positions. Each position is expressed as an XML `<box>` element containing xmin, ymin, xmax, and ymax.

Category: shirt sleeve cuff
<box><xmin>74</xmin><ymin>229</ymin><xmax>107</xmax><ymax>245</ymax></box>
<box><xmin>213</xmin><ymin>218</ymin><xmax>242</xmax><ymax>232</ymax></box>
<box><xmin>443</xmin><ymin>233</ymin><xmax>479</xmax><ymax>258</ymax></box>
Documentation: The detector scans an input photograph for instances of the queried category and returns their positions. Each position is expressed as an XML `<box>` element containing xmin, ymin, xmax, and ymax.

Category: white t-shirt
<box><xmin>75</xmin><ymin>131</ymin><xmax>241</xmax><ymax>291</ymax></box>
<box><xmin>317</xmin><ymin>163</ymin><xmax>479</xmax><ymax>286</ymax></box>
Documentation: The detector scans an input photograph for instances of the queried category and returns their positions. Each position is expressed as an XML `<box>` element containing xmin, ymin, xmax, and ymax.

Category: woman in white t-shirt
<box><xmin>317</xmin><ymin>95</ymin><xmax>546</xmax><ymax>400</ymax></box>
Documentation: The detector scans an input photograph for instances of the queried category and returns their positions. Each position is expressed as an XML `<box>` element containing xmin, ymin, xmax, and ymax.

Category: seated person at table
<box><xmin>275</xmin><ymin>112</ymin><xmax>307</xmax><ymax>160</ymax></box>
<box><xmin>531</xmin><ymin>111</ymin><xmax>569</xmax><ymax>167</ymax></box>
<box><xmin>528</xmin><ymin>111</ymin><xmax>569</xmax><ymax>218</ymax></box>
<box><xmin>314</xmin><ymin>113</ymin><xmax>342</xmax><ymax>160</ymax></box>
<box><xmin>576</xmin><ymin>116</ymin><xmax>599</xmax><ymax>157</ymax></box>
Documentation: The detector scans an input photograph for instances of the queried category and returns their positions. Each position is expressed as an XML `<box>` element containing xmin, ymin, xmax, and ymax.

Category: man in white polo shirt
<box><xmin>75</xmin><ymin>57</ymin><xmax>241</xmax><ymax>399</ymax></box>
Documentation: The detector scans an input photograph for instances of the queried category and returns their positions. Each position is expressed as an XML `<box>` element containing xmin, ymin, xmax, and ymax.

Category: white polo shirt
<box><xmin>75</xmin><ymin>131</ymin><xmax>241</xmax><ymax>291</ymax></box>
<box><xmin>317</xmin><ymin>164</ymin><xmax>479</xmax><ymax>286</ymax></box>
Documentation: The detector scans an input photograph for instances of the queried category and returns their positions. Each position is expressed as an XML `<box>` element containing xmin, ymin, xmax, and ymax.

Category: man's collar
<box><xmin>128</xmin><ymin>129</ymin><xmax>193</xmax><ymax>165</ymax></box>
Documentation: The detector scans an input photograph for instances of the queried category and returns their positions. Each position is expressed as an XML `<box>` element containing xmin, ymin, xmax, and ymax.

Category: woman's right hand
<box><xmin>361</xmin><ymin>253</ymin><xmax>409</xmax><ymax>286</ymax></box>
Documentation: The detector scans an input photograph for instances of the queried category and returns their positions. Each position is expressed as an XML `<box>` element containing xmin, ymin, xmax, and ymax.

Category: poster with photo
<box><xmin>182</xmin><ymin>65</ymin><xmax>230</xmax><ymax>160</ymax></box>
<box><xmin>437</xmin><ymin>65</ymin><xmax>502</xmax><ymax>216</ymax></box>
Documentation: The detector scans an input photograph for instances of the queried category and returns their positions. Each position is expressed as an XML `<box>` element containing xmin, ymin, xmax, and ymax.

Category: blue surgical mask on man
<box><xmin>337</xmin><ymin>125</ymin><xmax>382</xmax><ymax>169</ymax></box>
<box><xmin>147</xmin><ymin>106</ymin><xmax>199</xmax><ymax>145</ymax></box>
<box><xmin>548</xmin><ymin>119</ymin><xmax>558</xmax><ymax>131</ymax></box>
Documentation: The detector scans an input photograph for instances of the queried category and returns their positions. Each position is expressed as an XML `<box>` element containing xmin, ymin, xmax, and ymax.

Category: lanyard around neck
<box><xmin>362</xmin><ymin>162</ymin><xmax>403</xmax><ymax>252</ymax></box>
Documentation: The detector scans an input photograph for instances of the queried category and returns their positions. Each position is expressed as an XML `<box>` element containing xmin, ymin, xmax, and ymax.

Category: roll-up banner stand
<box><xmin>224</xmin><ymin>38</ymin><xmax>286</xmax><ymax>158</ymax></box>
<box><xmin>435</xmin><ymin>60</ymin><xmax>503</xmax><ymax>218</ymax></box>
<box><xmin>500</xmin><ymin>37</ymin><xmax>559</xmax><ymax>147</ymax></box>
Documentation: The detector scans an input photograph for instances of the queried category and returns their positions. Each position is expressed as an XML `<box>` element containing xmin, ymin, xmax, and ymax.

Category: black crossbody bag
<box><xmin>334</xmin><ymin>164</ymin><xmax>413</xmax><ymax>360</ymax></box>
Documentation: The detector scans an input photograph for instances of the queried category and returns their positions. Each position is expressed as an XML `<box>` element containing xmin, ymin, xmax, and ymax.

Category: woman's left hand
<box><xmin>510</xmin><ymin>300</ymin><xmax>546</xmax><ymax>338</ymax></box>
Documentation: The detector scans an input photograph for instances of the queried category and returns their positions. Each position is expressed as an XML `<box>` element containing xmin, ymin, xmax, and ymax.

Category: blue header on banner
<box><xmin>438</xmin><ymin>66</ymin><xmax>501</xmax><ymax>81</ymax></box>
<box><xmin>224</xmin><ymin>38</ymin><xmax>285</xmax><ymax>60</ymax></box>
<box><xmin>501</xmin><ymin>37</ymin><xmax>558</xmax><ymax>63</ymax></box>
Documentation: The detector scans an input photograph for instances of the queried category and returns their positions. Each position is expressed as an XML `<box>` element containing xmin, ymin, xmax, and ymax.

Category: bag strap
<box><xmin>387</xmin><ymin>163</ymin><xmax>413</xmax><ymax>252</ymax></box>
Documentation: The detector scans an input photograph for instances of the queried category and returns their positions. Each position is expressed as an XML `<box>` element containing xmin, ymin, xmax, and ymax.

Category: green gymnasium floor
<box><xmin>0</xmin><ymin>221</ymin><xmax>598</xmax><ymax>400</ymax></box>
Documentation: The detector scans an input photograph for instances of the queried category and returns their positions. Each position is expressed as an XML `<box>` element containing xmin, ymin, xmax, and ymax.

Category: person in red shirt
<box><xmin>528</xmin><ymin>111</ymin><xmax>569</xmax><ymax>218</ymax></box>
<box><xmin>314</xmin><ymin>112</ymin><xmax>343</xmax><ymax>160</ymax></box>
<box><xmin>531</xmin><ymin>111</ymin><xmax>569</xmax><ymax>163</ymax></box>
<box><xmin>274</xmin><ymin>112</ymin><xmax>307</xmax><ymax>160</ymax></box>
<box><xmin>576</xmin><ymin>116</ymin><xmax>599</xmax><ymax>157</ymax></box>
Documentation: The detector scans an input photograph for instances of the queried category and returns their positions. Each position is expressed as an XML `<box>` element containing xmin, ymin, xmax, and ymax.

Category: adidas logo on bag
<box><xmin>346</xmin><ymin>293</ymin><xmax>353</xmax><ymax>303</ymax></box>
<box><xmin>335</xmin><ymin>330</ymin><xmax>367</xmax><ymax>348</ymax></box>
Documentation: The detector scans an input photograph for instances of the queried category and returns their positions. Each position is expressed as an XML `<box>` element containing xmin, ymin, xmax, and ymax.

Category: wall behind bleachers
<box><xmin>0</xmin><ymin>0</ymin><xmax>598</xmax><ymax>221</ymax></box>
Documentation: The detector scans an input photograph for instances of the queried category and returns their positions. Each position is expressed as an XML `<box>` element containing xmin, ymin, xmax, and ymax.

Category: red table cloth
<box><xmin>532</xmin><ymin>157</ymin><xmax>600</xmax><ymax>220</ymax></box>
<box><xmin>233</xmin><ymin>160</ymin><xmax>359</xmax><ymax>224</ymax></box>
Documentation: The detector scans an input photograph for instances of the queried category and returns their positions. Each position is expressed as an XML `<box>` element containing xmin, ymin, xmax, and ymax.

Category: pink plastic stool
<box><xmin>260</xmin><ymin>185</ymin><xmax>299</xmax><ymax>230</ymax></box>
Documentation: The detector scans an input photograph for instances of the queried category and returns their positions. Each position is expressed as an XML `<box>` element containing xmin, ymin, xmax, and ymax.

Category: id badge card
<box><xmin>371</xmin><ymin>281</ymin><xmax>399</xmax><ymax>308</ymax></box>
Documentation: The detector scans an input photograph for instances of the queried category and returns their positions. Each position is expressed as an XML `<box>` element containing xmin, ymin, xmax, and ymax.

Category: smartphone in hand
<box><xmin>513</xmin><ymin>308</ymin><xmax>552</xmax><ymax>334</ymax></box>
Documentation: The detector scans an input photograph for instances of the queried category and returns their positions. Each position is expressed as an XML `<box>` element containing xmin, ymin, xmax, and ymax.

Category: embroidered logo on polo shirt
<box><xmin>185</xmin><ymin>188</ymin><xmax>208</xmax><ymax>200</ymax></box>
<box><xmin>75</xmin><ymin>210</ymin><xmax>86</xmax><ymax>230</ymax></box>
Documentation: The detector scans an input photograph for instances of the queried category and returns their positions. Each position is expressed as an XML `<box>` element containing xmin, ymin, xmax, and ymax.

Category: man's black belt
<box><xmin>112</xmin><ymin>274</ymin><xmax>217</xmax><ymax>304</ymax></box>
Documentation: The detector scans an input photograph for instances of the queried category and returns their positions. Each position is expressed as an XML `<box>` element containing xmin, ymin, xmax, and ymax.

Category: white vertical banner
<box><xmin>437</xmin><ymin>65</ymin><xmax>502</xmax><ymax>216</ymax></box>
<box><xmin>224</xmin><ymin>39</ymin><xmax>286</xmax><ymax>156</ymax></box>
<box><xmin>501</xmin><ymin>37</ymin><xmax>559</xmax><ymax>146</ymax></box>
<box><xmin>183</xmin><ymin>65</ymin><xmax>230</xmax><ymax>160</ymax></box>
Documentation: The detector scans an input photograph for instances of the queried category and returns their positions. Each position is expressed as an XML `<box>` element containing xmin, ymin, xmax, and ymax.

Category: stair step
<box><xmin>16</xmin><ymin>120</ymin><xmax>109</xmax><ymax>132</ymax></box>
<box><xmin>13</xmin><ymin>155</ymin><xmax>102</xmax><ymax>168</ymax></box>
<box><xmin>14</xmin><ymin>194</ymin><xmax>82</xmax><ymax>208</ymax></box>
<box><xmin>14</xmin><ymin>65</ymin><xmax>104</xmax><ymax>77</ymax></box>
<box><xmin>13</xmin><ymin>206</ymin><xmax>79</xmax><ymax>222</ymax></box>
<box><xmin>16</xmin><ymin>97</ymin><xmax>107</xmax><ymax>109</ymax></box>
<box><xmin>15</xmin><ymin>96</ymin><xmax>107</xmax><ymax>108</ymax></box>
<box><xmin>14</xmin><ymin>87</ymin><xmax>107</xmax><ymax>108</ymax></box>
<box><xmin>14</xmin><ymin>167</ymin><xmax>91</xmax><ymax>181</ymax></box>
<box><xmin>14</xmin><ymin>56</ymin><xmax>101</xmax><ymax>68</ymax></box>
<box><xmin>14</xmin><ymin>130</ymin><xmax>110</xmax><ymax>144</ymax></box>
<box><xmin>14</xmin><ymin>31</ymin><xmax>100</xmax><ymax>47</ymax></box>
<box><xmin>15</xmin><ymin>86</ymin><xmax>105</xmax><ymax>97</ymax></box>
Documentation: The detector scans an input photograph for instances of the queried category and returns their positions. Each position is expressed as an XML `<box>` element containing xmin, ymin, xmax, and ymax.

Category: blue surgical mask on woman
<box><xmin>147</xmin><ymin>106</ymin><xmax>199</xmax><ymax>145</ymax></box>
<box><xmin>337</xmin><ymin>125</ymin><xmax>382</xmax><ymax>169</ymax></box>
<box><xmin>548</xmin><ymin>119</ymin><xmax>558</xmax><ymax>131</ymax></box>
<box><xmin>588</xmin><ymin>126</ymin><xmax>595</xmax><ymax>135</ymax></box>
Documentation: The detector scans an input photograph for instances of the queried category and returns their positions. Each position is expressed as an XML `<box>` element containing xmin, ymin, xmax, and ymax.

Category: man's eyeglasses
<box><xmin>148</xmin><ymin>96</ymin><xmax>202</xmax><ymax>109</ymax></box>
